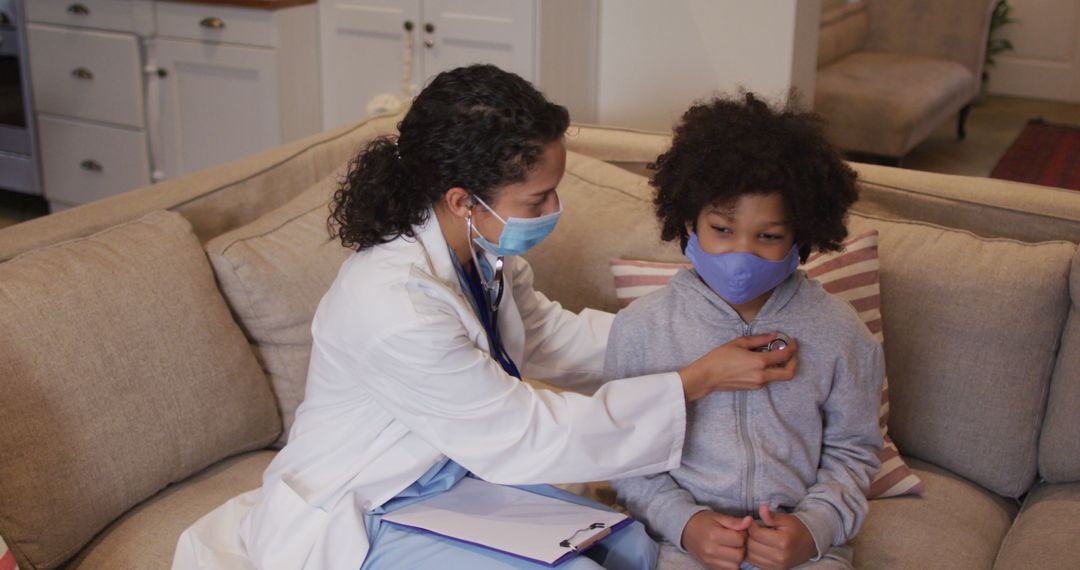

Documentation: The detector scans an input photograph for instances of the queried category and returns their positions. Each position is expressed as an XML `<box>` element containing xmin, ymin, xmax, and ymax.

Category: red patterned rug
<box><xmin>990</xmin><ymin>119</ymin><xmax>1080</xmax><ymax>190</ymax></box>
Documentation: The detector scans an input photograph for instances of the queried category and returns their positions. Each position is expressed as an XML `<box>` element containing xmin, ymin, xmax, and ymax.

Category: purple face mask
<box><xmin>684</xmin><ymin>233</ymin><xmax>800</xmax><ymax>305</ymax></box>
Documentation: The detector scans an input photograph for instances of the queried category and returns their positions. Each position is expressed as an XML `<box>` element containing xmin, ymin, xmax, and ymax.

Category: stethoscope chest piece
<box><xmin>754</xmin><ymin>332</ymin><xmax>791</xmax><ymax>352</ymax></box>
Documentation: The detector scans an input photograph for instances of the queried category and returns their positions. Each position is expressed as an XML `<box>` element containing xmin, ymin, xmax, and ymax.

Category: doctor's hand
<box><xmin>679</xmin><ymin>333</ymin><xmax>798</xmax><ymax>402</ymax></box>
<box><xmin>682</xmin><ymin>510</ymin><xmax>753</xmax><ymax>570</ymax></box>
<box><xmin>746</xmin><ymin>504</ymin><xmax>817</xmax><ymax>570</ymax></box>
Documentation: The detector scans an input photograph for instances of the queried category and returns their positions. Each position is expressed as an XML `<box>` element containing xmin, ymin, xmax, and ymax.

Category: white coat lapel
<box><xmin>411</xmin><ymin>210</ymin><xmax>494</xmax><ymax>357</ymax></box>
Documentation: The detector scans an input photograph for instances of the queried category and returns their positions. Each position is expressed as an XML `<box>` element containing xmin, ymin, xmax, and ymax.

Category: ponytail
<box><xmin>329</xmin><ymin>136</ymin><xmax>435</xmax><ymax>251</ymax></box>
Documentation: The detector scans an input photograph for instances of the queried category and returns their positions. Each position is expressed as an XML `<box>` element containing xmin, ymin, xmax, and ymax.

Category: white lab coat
<box><xmin>172</xmin><ymin>210</ymin><xmax>687</xmax><ymax>570</ymax></box>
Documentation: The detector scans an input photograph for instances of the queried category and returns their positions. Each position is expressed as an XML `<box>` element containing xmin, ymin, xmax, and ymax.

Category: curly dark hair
<box><xmin>651</xmin><ymin>92</ymin><xmax>858</xmax><ymax>262</ymax></box>
<box><xmin>329</xmin><ymin>64</ymin><xmax>570</xmax><ymax>251</ymax></box>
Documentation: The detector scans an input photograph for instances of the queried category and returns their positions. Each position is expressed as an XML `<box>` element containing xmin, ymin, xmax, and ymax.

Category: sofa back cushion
<box><xmin>817</xmin><ymin>0</ymin><xmax>868</xmax><ymax>68</ymax></box>
<box><xmin>526</xmin><ymin>152</ymin><xmax>683</xmax><ymax>313</ymax></box>
<box><xmin>205</xmin><ymin>169</ymin><xmax>353</xmax><ymax>446</ymax></box>
<box><xmin>1039</xmin><ymin>249</ymin><xmax>1080</xmax><ymax>483</ymax></box>
<box><xmin>865</xmin><ymin>0</ymin><xmax>995</xmax><ymax>77</ymax></box>
<box><xmin>0</xmin><ymin>211</ymin><xmax>281</xmax><ymax>570</ymax></box>
<box><xmin>846</xmin><ymin>213</ymin><xmax>1075</xmax><ymax>498</ymax></box>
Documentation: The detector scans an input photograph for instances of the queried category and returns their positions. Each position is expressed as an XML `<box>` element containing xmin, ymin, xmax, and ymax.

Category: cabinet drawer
<box><xmin>27</xmin><ymin>24</ymin><xmax>144</xmax><ymax>128</ymax></box>
<box><xmin>38</xmin><ymin>115</ymin><xmax>150</xmax><ymax>205</ymax></box>
<box><xmin>25</xmin><ymin>0</ymin><xmax>138</xmax><ymax>33</ymax></box>
<box><xmin>156</xmin><ymin>2</ymin><xmax>277</xmax><ymax>48</ymax></box>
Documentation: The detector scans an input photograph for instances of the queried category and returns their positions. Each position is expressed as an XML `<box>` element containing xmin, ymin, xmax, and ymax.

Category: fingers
<box><xmin>716</xmin><ymin>514</ymin><xmax>753</xmax><ymax>532</ymax></box>
<box><xmin>745</xmin><ymin>544</ymin><xmax>783</xmax><ymax>570</ymax></box>
<box><xmin>735</xmin><ymin>333</ymin><xmax>781</xmax><ymax>350</ymax></box>
<box><xmin>762</xmin><ymin>352</ymin><xmax>798</xmax><ymax>383</ymax></box>
<box><xmin>758</xmin><ymin>504</ymin><xmax>778</xmax><ymax>527</ymax></box>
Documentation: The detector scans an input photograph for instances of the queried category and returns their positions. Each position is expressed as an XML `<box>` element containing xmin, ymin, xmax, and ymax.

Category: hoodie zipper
<box><xmin>739</xmin><ymin>321</ymin><xmax>756</xmax><ymax>516</ymax></box>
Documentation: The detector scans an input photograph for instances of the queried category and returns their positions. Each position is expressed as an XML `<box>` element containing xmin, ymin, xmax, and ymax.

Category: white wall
<box><xmin>988</xmin><ymin>0</ymin><xmax>1080</xmax><ymax>103</ymax></box>
<box><xmin>595</xmin><ymin>0</ymin><xmax>821</xmax><ymax>131</ymax></box>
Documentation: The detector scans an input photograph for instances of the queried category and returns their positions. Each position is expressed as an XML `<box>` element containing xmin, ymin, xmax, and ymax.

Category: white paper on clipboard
<box><xmin>380</xmin><ymin>477</ymin><xmax>630</xmax><ymax>566</ymax></box>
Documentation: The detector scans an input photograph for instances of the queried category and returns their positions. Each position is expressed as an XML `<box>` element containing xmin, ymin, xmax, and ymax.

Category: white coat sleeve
<box><xmin>355</xmin><ymin>311</ymin><xmax>686</xmax><ymax>487</ymax></box>
<box><xmin>511</xmin><ymin>257</ymin><xmax>616</xmax><ymax>393</ymax></box>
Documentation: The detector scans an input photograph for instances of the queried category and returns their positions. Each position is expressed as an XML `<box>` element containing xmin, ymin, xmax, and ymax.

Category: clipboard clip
<box><xmin>559</xmin><ymin>522</ymin><xmax>608</xmax><ymax>551</ymax></box>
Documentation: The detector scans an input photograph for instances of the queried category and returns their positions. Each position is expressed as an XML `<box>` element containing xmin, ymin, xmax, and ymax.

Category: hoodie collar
<box><xmin>670</xmin><ymin>266</ymin><xmax>805</xmax><ymax>324</ymax></box>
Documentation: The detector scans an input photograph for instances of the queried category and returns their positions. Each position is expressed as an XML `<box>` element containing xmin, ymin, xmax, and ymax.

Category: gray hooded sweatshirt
<box><xmin>605</xmin><ymin>268</ymin><xmax>884</xmax><ymax>560</ymax></box>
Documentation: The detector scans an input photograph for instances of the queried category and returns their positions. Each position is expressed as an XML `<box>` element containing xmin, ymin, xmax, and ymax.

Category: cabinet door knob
<box><xmin>404</xmin><ymin>20</ymin><xmax>414</xmax><ymax>31</ymax></box>
<box><xmin>80</xmin><ymin>159</ymin><xmax>103</xmax><ymax>172</ymax></box>
<box><xmin>200</xmin><ymin>17</ymin><xmax>226</xmax><ymax>30</ymax></box>
<box><xmin>67</xmin><ymin>3</ymin><xmax>90</xmax><ymax>16</ymax></box>
<box><xmin>71</xmin><ymin>67</ymin><xmax>94</xmax><ymax>80</ymax></box>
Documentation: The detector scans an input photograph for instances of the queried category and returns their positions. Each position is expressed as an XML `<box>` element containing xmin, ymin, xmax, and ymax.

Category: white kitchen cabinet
<box><xmin>27</xmin><ymin>24</ymin><xmax>144</xmax><ymax>128</ymax></box>
<box><xmin>150</xmin><ymin>2</ymin><xmax>321</xmax><ymax>178</ymax></box>
<box><xmin>37</xmin><ymin>114</ymin><xmax>150</xmax><ymax>206</ymax></box>
<box><xmin>25</xmin><ymin>0</ymin><xmax>153</xmax><ymax>211</ymax></box>
<box><xmin>319</xmin><ymin>0</ymin><xmax>598</xmax><ymax>130</ymax></box>
<box><xmin>26</xmin><ymin>0</ymin><xmax>320</xmax><ymax>208</ymax></box>
<box><xmin>153</xmin><ymin>39</ymin><xmax>279</xmax><ymax>177</ymax></box>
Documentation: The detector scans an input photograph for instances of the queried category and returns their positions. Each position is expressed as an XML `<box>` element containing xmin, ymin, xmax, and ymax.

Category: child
<box><xmin>606</xmin><ymin>93</ymin><xmax>884</xmax><ymax>570</ymax></box>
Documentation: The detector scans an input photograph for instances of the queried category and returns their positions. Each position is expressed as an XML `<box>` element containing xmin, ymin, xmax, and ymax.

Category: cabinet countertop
<box><xmin>163</xmin><ymin>0</ymin><xmax>317</xmax><ymax>9</ymax></box>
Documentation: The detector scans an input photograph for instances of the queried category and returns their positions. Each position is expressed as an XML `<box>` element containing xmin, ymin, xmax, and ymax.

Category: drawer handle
<box><xmin>200</xmin><ymin>17</ymin><xmax>226</xmax><ymax>30</ymax></box>
<box><xmin>80</xmin><ymin>159</ymin><xmax>103</xmax><ymax>173</ymax></box>
<box><xmin>67</xmin><ymin>3</ymin><xmax>90</xmax><ymax>16</ymax></box>
<box><xmin>71</xmin><ymin>67</ymin><xmax>94</xmax><ymax>80</ymax></box>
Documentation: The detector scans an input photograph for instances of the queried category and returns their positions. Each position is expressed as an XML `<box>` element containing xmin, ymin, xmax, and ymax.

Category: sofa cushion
<box><xmin>815</xmin><ymin>51</ymin><xmax>974</xmax><ymax>156</ymax></box>
<box><xmin>992</xmin><ymin>481</ymin><xmax>1080</xmax><ymax>569</ymax></box>
<box><xmin>846</xmin><ymin>213</ymin><xmax>1076</xmax><ymax>498</ymax></box>
<box><xmin>67</xmin><ymin>451</ymin><xmax>275</xmax><ymax>570</ymax></box>
<box><xmin>817</xmin><ymin>0</ymin><xmax>867</xmax><ymax>68</ymax></box>
<box><xmin>526</xmin><ymin>151</ymin><xmax>683</xmax><ymax>314</ymax></box>
<box><xmin>1039</xmin><ymin>249</ymin><xmax>1080</xmax><ymax>483</ymax></box>
<box><xmin>205</xmin><ymin>168</ymin><xmax>352</xmax><ymax>446</ymax></box>
<box><xmin>0</xmin><ymin>211</ymin><xmax>281</xmax><ymax>570</ymax></box>
<box><xmin>851</xmin><ymin>457</ymin><xmax>1017</xmax><ymax>569</ymax></box>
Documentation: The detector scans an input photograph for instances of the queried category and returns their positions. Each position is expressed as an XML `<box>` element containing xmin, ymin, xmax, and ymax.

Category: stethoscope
<box><xmin>753</xmin><ymin>333</ymin><xmax>792</xmax><ymax>353</ymax></box>
<box><xmin>465</xmin><ymin>203</ymin><xmax>505</xmax><ymax>320</ymax></box>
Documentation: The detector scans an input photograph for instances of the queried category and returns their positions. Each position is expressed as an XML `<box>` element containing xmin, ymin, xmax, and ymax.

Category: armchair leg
<box><xmin>957</xmin><ymin>103</ymin><xmax>972</xmax><ymax>140</ymax></box>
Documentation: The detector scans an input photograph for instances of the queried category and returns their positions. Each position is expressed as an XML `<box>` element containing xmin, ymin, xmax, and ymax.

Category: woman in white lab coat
<box><xmin>172</xmin><ymin>64</ymin><xmax>798</xmax><ymax>570</ymax></box>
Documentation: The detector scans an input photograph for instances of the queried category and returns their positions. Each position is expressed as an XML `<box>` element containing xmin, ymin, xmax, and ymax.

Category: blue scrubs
<box><xmin>358</xmin><ymin>250</ymin><xmax>660</xmax><ymax>569</ymax></box>
<box><xmin>360</xmin><ymin>458</ymin><xmax>659</xmax><ymax>569</ymax></box>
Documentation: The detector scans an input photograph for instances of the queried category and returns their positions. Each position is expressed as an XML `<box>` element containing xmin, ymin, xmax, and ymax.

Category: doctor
<box><xmin>172</xmin><ymin>64</ymin><xmax>798</xmax><ymax>570</ymax></box>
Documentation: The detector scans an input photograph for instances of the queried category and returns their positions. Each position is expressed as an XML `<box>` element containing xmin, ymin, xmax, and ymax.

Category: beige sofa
<box><xmin>1</xmin><ymin>111</ymin><xmax>1078</xmax><ymax>570</ymax></box>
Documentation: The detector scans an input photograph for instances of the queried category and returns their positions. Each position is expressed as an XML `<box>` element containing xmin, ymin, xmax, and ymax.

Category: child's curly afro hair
<box><xmin>651</xmin><ymin>92</ymin><xmax>858</xmax><ymax>262</ymax></box>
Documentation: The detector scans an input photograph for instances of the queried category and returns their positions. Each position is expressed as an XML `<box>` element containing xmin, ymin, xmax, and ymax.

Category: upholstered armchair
<box><xmin>814</xmin><ymin>0</ymin><xmax>996</xmax><ymax>163</ymax></box>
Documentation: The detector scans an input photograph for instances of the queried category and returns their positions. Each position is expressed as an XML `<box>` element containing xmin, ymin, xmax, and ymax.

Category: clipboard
<box><xmin>380</xmin><ymin>477</ymin><xmax>631</xmax><ymax>567</ymax></box>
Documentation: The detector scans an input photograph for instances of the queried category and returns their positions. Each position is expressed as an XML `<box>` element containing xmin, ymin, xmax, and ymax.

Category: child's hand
<box><xmin>681</xmin><ymin>510</ymin><xmax>753</xmax><ymax>570</ymax></box>
<box><xmin>746</xmin><ymin>504</ymin><xmax>817</xmax><ymax>570</ymax></box>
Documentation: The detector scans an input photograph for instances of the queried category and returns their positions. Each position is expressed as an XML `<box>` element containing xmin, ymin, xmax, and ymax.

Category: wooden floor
<box><xmin>903</xmin><ymin>95</ymin><xmax>1080</xmax><ymax>177</ymax></box>
<box><xmin>3</xmin><ymin>95</ymin><xmax>1080</xmax><ymax>232</ymax></box>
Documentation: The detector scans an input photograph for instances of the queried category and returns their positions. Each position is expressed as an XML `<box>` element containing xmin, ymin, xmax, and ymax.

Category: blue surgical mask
<box><xmin>684</xmin><ymin>233</ymin><xmax>799</xmax><ymax>305</ymax></box>
<box><xmin>468</xmin><ymin>195</ymin><xmax>562</xmax><ymax>257</ymax></box>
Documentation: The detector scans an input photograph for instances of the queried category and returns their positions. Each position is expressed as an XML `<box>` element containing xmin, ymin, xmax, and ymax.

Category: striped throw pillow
<box><xmin>609</xmin><ymin>230</ymin><xmax>924</xmax><ymax>499</ymax></box>
<box><xmin>1</xmin><ymin>536</ymin><xmax>18</xmax><ymax>570</ymax></box>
